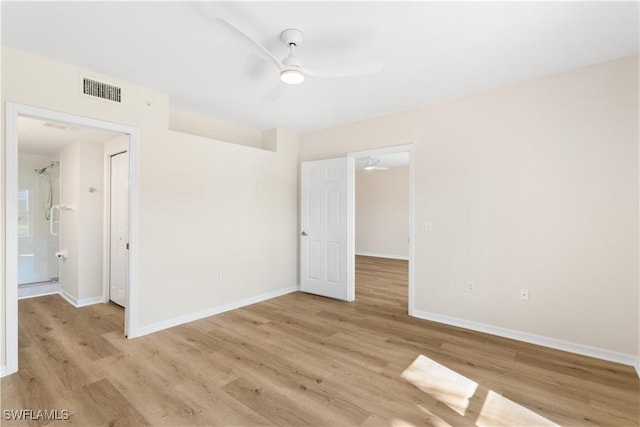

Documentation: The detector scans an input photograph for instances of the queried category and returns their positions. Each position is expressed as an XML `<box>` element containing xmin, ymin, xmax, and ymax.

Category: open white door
<box><xmin>109</xmin><ymin>151</ymin><xmax>129</xmax><ymax>307</ymax></box>
<box><xmin>300</xmin><ymin>157</ymin><xmax>354</xmax><ymax>301</ymax></box>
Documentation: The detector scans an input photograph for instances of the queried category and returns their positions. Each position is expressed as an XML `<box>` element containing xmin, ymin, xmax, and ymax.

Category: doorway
<box><xmin>4</xmin><ymin>103</ymin><xmax>141</xmax><ymax>376</ymax></box>
<box><xmin>298</xmin><ymin>145</ymin><xmax>414</xmax><ymax>313</ymax></box>
<box><xmin>348</xmin><ymin>145</ymin><xmax>414</xmax><ymax>314</ymax></box>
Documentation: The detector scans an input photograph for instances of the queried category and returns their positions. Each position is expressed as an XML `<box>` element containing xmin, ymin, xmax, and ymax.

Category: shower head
<box><xmin>34</xmin><ymin>162</ymin><xmax>59</xmax><ymax>175</ymax></box>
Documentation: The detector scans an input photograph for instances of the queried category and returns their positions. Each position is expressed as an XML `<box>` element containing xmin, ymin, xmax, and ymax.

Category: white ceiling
<box><xmin>18</xmin><ymin>116</ymin><xmax>123</xmax><ymax>155</ymax></box>
<box><xmin>2</xmin><ymin>2</ymin><xmax>638</xmax><ymax>133</ymax></box>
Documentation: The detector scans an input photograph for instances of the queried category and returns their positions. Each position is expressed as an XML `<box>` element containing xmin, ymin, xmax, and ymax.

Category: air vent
<box><xmin>82</xmin><ymin>78</ymin><xmax>121</xmax><ymax>103</ymax></box>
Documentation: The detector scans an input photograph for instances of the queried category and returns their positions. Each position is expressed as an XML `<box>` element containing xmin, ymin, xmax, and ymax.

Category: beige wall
<box><xmin>301</xmin><ymin>56</ymin><xmax>640</xmax><ymax>357</ymax></box>
<box><xmin>356</xmin><ymin>166</ymin><xmax>409</xmax><ymax>259</ymax></box>
<box><xmin>1</xmin><ymin>47</ymin><xmax>298</xmax><ymax>370</ymax></box>
<box><xmin>136</xmin><ymin>129</ymin><xmax>298</xmax><ymax>327</ymax></box>
<box><xmin>169</xmin><ymin>107</ymin><xmax>264</xmax><ymax>149</ymax></box>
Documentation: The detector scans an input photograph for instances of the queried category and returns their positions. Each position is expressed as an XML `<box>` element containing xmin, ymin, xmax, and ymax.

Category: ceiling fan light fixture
<box><xmin>281</xmin><ymin>69</ymin><xmax>304</xmax><ymax>85</ymax></box>
<box><xmin>364</xmin><ymin>156</ymin><xmax>377</xmax><ymax>170</ymax></box>
<box><xmin>363</xmin><ymin>156</ymin><xmax>388</xmax><ymax>171</ymax></box>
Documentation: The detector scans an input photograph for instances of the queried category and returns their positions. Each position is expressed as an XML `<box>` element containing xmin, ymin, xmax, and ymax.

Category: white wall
<box><xmin>104</xmin><ymin>135</ymin><xmax>129</xmax><ymax>157</ymax></box>
<box><xmin>136</xmin><ymin>129</ymin><xmax>298</xmax><ymax>328</ymax></box>
<box><xmin>356</xmin><ymin>166</ymin><xmax>409</xmax><ymax>259</ymax></box>
<box><xmin>58</xmin><ymin>140</ymin><xmax>105</xmax><ymax>303</ymax></box>
<box><xmin>1</xmin><ymin>47</ymin><xmax>299</xmax><ymax>370</ymax></box>
<box><xmin>77</xmin><ymin>141</ymin><xmax>105</xmax><ymax>301</ymax></box>
<box><xmin>301</xmin><ymin>56</ymin><xmax>640</xmax><ymax>360</ymax></box>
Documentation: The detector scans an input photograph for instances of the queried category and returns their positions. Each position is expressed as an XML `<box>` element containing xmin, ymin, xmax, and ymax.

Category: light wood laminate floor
<box><xmin>2</xmin><ymin>256</ymin><xmax>638</xmax><ymax>426</ymax></box>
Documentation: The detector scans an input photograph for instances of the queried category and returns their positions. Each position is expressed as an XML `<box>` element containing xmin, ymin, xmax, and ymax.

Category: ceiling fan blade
<box><xmin>245</xmin><ymin>52</ymin><xmax>274</xmax><ymax>79</ymax></box>
<box><xmin>214</xmin><ymin>17</ymin><xmax>282</xmax><ymax>71</ymax></box>
<box><xmin>303</xmin><ymin>60</ymin><xmax>384</xmax><ymax>78</ymax></box>
<box><xmin>263</xmin><ymin>83</ymin><xmax>288</xmax><ymax>102</ymax></box>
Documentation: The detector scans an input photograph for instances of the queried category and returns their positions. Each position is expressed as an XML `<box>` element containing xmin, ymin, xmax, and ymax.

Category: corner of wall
<box><xmin>261</xmin><ymin>128</ymin><xmax>278</xmax><ymax>152</ymax></box>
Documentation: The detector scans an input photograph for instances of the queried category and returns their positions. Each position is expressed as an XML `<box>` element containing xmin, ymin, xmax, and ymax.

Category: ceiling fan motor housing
<box><xmin>281</xmin><ymin>28</ymin><xmax>305</xmax><ymax>69</ymax></box>
<box><xmin>281</xmin><ymin>28</ymin><xmax>304</xmax><ymax>46</ymax></box>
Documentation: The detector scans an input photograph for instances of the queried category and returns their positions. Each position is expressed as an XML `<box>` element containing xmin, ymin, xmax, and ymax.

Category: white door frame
<box><xmin>347</xmin><ymin>144</ymin><xmax>415</xmax><ymax>315</ymax></box>
<box><xmin>4</xmin><ymin>102</ymin><xmax>141</xmax><ymax>376</ymax></box>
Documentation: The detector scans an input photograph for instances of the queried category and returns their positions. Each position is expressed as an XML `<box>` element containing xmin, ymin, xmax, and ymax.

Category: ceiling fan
<box><xmin>215</xmin><ymin>18</ymin><xmax>384</xmax><ymax>85</ymax></box>
<box><xmin>363</xmin><ymin>157</ymin><xmax>388</xmax><ymax>171</ymax></box>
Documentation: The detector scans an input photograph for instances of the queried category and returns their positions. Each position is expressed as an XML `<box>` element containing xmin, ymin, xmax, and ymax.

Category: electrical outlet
<box><xmin>216</xmin><ymin>272</ymin><xmax>222</xmax><ymax>281</ymax></box>
<box><xmin>520</xmin><ymin>288</ymin><xmax>529</xmax><ymax>301</ymax></box>
<box><xmin>467</xmin><ymin>282</ymin><xmax>474</xmax><ymax>292</ymax></box>
<box><xmin>423</xmin><ymin>222</ymin><xmax>432</xmax><ymax>232</ymax></box>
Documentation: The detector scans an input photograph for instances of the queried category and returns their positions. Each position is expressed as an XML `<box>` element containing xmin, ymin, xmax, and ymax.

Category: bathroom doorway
<box><xmin>17</xmin><ymin>116</ymin><xmax>126</xmax><ymax>306</ymax></box>
<box><xmin>4</xmin><ymin>103</ymin><xmax>141</xmax><ymax>376</ymax></box>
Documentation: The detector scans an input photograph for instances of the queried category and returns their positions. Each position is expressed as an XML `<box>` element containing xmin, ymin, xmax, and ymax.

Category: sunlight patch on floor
<box><xmin>477</xmin><ymin>390</ymin><xmax>557</xmax><ymax>427</ymax></box>
<box><xmin>401</xmin><ymin>355</ymin><xmax>559</xmax><ymax>427</ymax></box>
<box><xmin>401</xmin><ymin>354</ymin><xmax>478</xmax><ymax>416</ymax></box>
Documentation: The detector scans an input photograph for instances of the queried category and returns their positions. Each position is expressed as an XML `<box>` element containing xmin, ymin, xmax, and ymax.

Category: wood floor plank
<box><xmin>56</xmin><ymin>378</ymin><xmax>151</xmax><ymax>427</ymax></box>
<box><xmin>222</xmin><ymin>376</ymin><xmax>329</xmax><ymax>426</ymax></box>
<box><xmin>171</xmin><ymin>378</ymin><xmax>277</xmax><ymax>427</ymax></box>
<box><xmin>2</xmin><ymin>256</ymin><xmax>638</xmax><ymax>426</ymax></box>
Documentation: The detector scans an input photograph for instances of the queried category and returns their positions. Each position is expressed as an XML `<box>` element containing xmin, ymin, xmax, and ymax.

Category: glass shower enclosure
<box><xmin>17</xmin><ymin>154</ymin><xmax>60</xmax><ymax>286</ymax></box>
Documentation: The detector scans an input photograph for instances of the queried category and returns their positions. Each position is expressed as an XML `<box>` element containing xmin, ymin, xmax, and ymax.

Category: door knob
<box><xmin>301</xmin><ymin>231</ymin><xmax>308</xmax><ymax>236</ymax></box>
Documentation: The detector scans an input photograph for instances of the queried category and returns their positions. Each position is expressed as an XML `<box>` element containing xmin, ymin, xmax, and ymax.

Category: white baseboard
<box><xmin>76</xmin><ymin>296</ymin><xmax>105</xmax><ymax>307</ymax></box>
<box><xmin>412</xmin><ymin>309</ymin><xmax>639</xmax><ymax>374</ymax></box>
<box><xmin>355</xmin><ymin>251</ymin><xmax>409</xmax><ymax>261</ymax></box>
<box><xmin>59</xmin><ymin>288</ymin><xmax>78</xmax><ymax>306</ymax></box>
<box><xmin>1</xmin><ymin>365</ymin><xmax>6</xmax><ymax>378</ymax></box>
<box><xmin>18</xmin><ymin>281</ymin><xmax>59</xmax><ymax>299</ymax></box>
<box><xmin>136</xmin><ymin>286</ymin><xmax>298</xmax><ymax>337</ymax></box>
<box><xmin>18</xmin><ymin>290</ymin><xmax>59</xmax><ymax>300</ymax></box>
<box><xmin>58</xmin><ymin>289</ymin><xmax>104</xmax><ymax>308</ymax></box>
